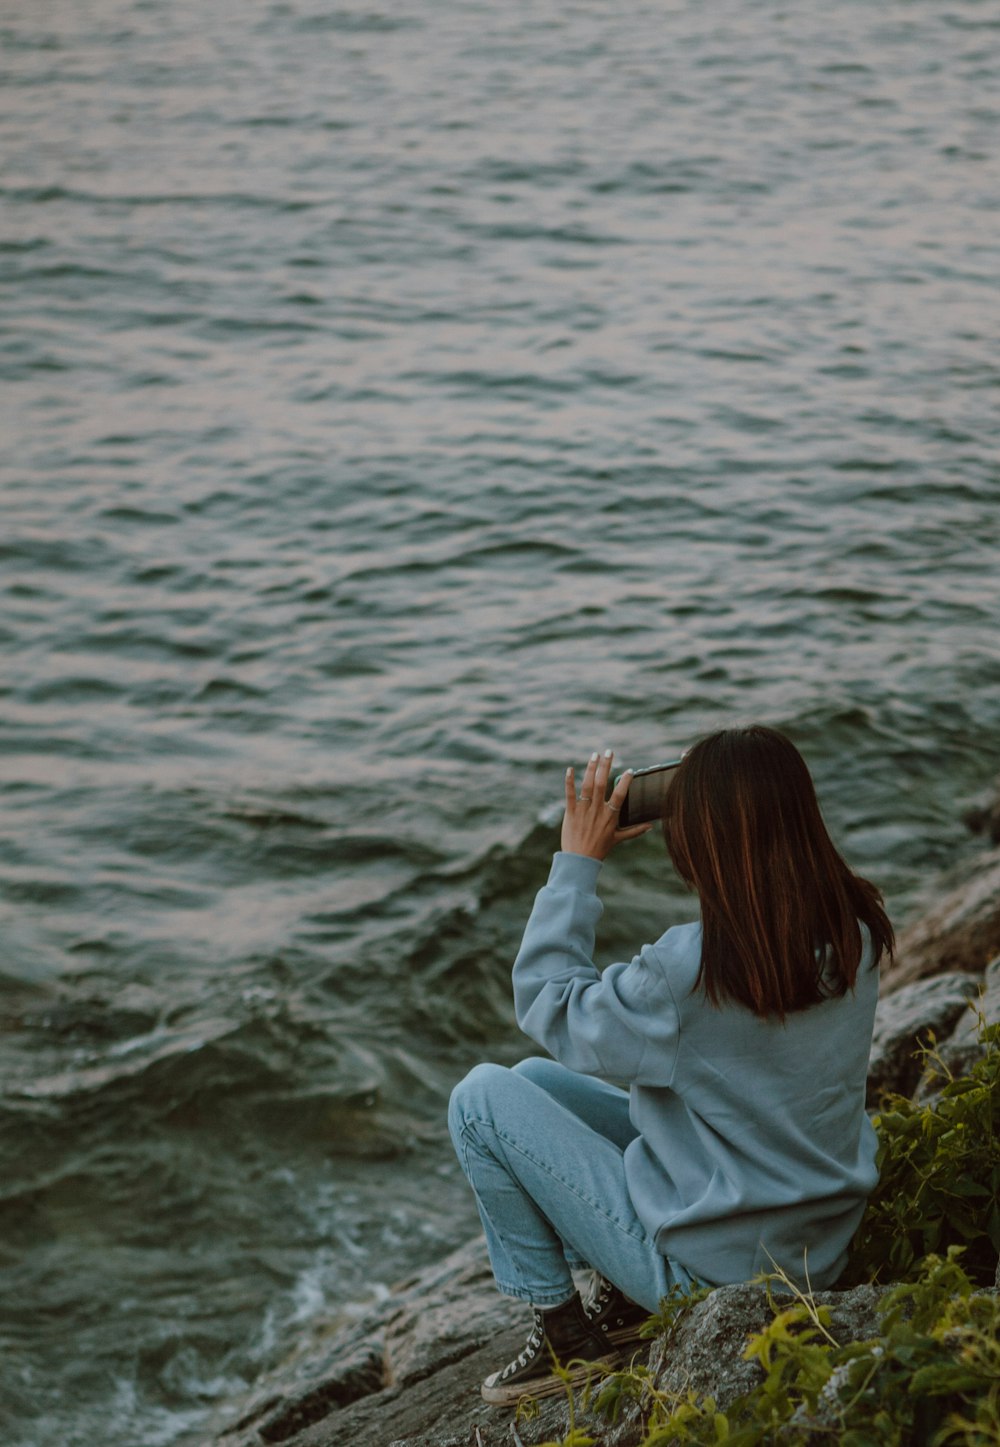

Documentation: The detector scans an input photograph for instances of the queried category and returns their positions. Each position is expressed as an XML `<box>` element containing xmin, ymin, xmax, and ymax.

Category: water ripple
<box><xmin>2</xmin><ymin>0</ymin><xmax>999</xmax><ymax>1441</ymax></box>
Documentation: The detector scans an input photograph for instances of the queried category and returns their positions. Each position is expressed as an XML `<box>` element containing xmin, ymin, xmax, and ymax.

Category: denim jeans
<box><xmin>448</xmin><ymin>1056</ymin><xmax>693</xmax><ymax>1312</ymax></box>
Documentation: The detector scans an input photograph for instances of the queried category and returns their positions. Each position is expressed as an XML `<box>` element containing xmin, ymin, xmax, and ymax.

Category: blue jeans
<box><xmin>448</xmin><ymin>1057</ymin><xmax>692</xmax><ymax>1311</ymax></box>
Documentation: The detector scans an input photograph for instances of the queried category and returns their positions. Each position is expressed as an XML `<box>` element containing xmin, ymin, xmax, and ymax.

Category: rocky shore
<box><xmin>213</xmin><ymin>807</ymin><xmax>1000</xmax><ymax>1447</ymax></box>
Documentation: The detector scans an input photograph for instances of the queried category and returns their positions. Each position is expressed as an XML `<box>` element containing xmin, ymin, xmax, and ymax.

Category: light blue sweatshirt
<box><xmin>512</xmin><ymin>851</ymin><xmax>880</xmax><ymax>1290</ymax></box>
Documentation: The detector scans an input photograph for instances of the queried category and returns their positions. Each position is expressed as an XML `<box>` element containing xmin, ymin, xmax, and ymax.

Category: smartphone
<box><xmin>614</xmin><ymin>758</ymin><xmax>685</xmax><ymax>828</ymax></box>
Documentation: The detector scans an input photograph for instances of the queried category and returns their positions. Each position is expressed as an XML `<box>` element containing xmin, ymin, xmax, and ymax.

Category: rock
<box><xmin>936</xmin><ymin>955</ymin><xmax>1000</xmax><ymax>1064</ymax></box>
<box><xmin>645</xmin><ymin>1283</ymin><xmax>772</xmax><ymax>1411</ymax></box>
<box><xmin>866</xmin><ymin>972</ymin><xmax>983</xmax><ymax>1105</ymax></box>
<box><xmin>214</xmin><ymin>1234</ymin><xmax>898</xmax><ymax>1447</ymax></box>
<box><xmin>252</xmin><ymin>1345</ymin><xmax>386</xmax><ymax>1443</ymax></box>
<box><xmin>913</xmin><ymin>956</ymin><xmax>1000</xmax><ymax>1100</ymax></box>
<box><xmin>882</xmin><ymin>847</ymin><xmax>1000</xmax><ymax>992</ymax></box>
<box><xmin>213</xmin><ymin>1239</ymin><xmax>531</xmax><ymax>1447</ymax></box>
<box><xmin>379</xmin><ymin>1281</ymin><xmax>892</xmax><ymax>1447</ymax></box>
<box><xmin>214</xmin><ymin>1239</ymin><xmax>632</xmax><ymax>1447</ymax></box>
<box><xmin>645</xmin><ymin>1281</ymin><xmax>886</xmax><ymax>1413</ymax></box>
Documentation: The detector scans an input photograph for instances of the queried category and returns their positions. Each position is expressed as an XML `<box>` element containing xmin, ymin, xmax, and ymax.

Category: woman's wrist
<box><xmin>548</xmin><ymin>851</ymin><xmax>603</xmax><ymax>890</ymax></box>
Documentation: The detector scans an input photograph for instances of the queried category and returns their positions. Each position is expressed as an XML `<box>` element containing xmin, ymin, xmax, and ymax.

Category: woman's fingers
<box><xmin>606</xmin><ymin>763</ymin><xmax>632</xmax><ymax>812</ymax></box>
<box><xmin>578</xmin><ymin>751</ymin><xmax>599</xmax><ymax>801</ymax></box>
<box><xmin>592</xmin><ymin>748</ymin><xmax>614</xmax><ymax>802</ymax></box>
<box><xmin>567</xmin><ymin>750</ymin><xmax>638</xmax><ymax>813</ymax></box>
<box><xmin>574</xmin><ymin>750</ymin><xmax>627</xmax><ymax>807</ymax></box>
<box><xmin>605</xmin><ymin>762</ymin><xmax>652</xmax><ymax>841</ymax></box>
<box><xmin>615</xmin><ymin>822</ymin><xmax>653</xmax><ymax>841</ymax></box>
<box><xmin>561</xmin><ymin>749</ymin><xmax>651</xmax><ymax>858</ymax></box>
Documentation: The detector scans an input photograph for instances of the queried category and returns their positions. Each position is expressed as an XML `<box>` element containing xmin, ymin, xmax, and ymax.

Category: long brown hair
<box><xmin>662</xmin><ymin>725</ymin><xmax>894</xmax><ymax>1019</ymax></box>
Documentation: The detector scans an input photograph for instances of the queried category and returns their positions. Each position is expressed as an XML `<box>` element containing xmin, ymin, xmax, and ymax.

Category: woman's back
<box><xmin>513</xmin><ymin>852</ymin><xmax>880</xmax><ymax>1290</ymax></box>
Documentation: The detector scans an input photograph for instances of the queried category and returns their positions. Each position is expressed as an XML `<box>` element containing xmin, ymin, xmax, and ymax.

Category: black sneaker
<box><xmin>480</xmin><ymin>1293</ymin><xmax>617</xmax><ymax>1406</ymax></box>
<box><xmin>583</xmin><ymin>1274</ymin><xmax>651</xmax><ymax>1349</ymax></box>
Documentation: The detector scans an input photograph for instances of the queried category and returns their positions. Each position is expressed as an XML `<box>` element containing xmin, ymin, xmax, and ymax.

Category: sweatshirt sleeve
<box><xmin>511</xmin><ymin>851</ymin><xmax>681</xmax><ymax>1084</ymax></box>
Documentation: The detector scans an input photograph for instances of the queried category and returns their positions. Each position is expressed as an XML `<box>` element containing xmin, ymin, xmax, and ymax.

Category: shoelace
<box><xmin>587</xmin><ymin>1275</ymin><xmax>614</xmax><ymax>1318</ymax></box>
<box><xmin>500</xmin><ymin>1312</ymin><xmax>546</xmax><ymax>1379</ymax></box>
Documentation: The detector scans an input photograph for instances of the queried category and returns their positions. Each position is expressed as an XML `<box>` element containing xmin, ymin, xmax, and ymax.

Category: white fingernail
<box><xmin>590</xmin><ymin>752</ymin><xmax>598</xmax><ymax>761</ymax></box>
<box><xmin>604</xmin><ymin>748</ymin><xmax>613</xmax><ymax>758</ymax></box>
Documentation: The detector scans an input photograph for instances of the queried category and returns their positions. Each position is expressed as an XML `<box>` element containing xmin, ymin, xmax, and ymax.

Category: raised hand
<box><xmin>561</xmin><ymin>749</ymin><xmax>653</xmax><ymax>861</ymax></box>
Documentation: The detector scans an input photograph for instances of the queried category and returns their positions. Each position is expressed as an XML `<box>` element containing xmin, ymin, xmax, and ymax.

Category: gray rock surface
<box><xmin>643</xmin><ymin>1280</ymin><xmax>885</xmax><ymax>1411</ymax></box>
<box><xmin>866</xmin><ymin>971</ymin><xmax>982</xmax><ymax>1105</ymax></box>
<box><xmin>214</xmin><ymin>1240</ymin><xmax>526</xmax><ymax>1447</ymax></box>
<box><xmin>912</xmin><ymin>955</ymin><xmax>1000</xmax><ymax>1101</ymax></box>
<box><xmin>882</xmin><ymin>846</ymin><xmax>1000</xmax><ymax>992</ymax></box>
<box><xmin>384</xmin><ymin>1282</ymin><xmax>890</xmax><ymax>1447</ymax></box>
<box><xmin>934</xmin><ymin>955</ymin><xmax>1000</xmax><ymax>1069</ymax></box>
<box><xmin>212</xmin><ymin>1239</ymin><xmax>894</xmax><ymax>1447</ymax></box>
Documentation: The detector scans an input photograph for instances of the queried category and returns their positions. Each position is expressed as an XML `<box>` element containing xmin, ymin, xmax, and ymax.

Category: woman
<box><xmin>448</xmin><ymin>726</ymin><xmax>894</xmax><ymax>1406</ymax></box>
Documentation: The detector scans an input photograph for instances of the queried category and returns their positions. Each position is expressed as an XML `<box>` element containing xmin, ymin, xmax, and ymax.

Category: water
<box><xmin>1</xmin><ymin>0</ymin><xmax>998</xmax><ymax>1441</ymax></box>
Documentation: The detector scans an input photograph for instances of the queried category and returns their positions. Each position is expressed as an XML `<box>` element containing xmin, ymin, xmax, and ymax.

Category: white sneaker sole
<box><xmin>480</xmin><ymin>1352</ymin><xmax>619</xmax><ymax>1406</ymax></box>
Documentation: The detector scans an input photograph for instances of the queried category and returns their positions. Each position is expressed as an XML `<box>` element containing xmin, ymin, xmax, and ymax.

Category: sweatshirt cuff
<box><xmin>547</xmin><ymin>851</ymin><xmax>603</xmax><ymax>892</ymax></box>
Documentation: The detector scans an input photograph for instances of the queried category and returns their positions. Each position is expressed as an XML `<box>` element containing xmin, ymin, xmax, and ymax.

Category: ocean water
<box><xmin>1</xmin><ymin>0</ymin><xmax>998</xmax><ymax>1442</ymax></box>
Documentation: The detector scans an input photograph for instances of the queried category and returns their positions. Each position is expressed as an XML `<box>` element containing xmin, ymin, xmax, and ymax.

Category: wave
<box><xmin>0</xmin><ymin>1004</ymin><xmax>427</xmax><ymax>1166</ymax></box>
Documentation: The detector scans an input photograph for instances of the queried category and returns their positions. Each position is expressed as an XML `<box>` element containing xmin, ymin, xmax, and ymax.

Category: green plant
<box><xmin>638</xmin><ymin>1280</ymin><xmax>716</xmax><ymax>1339</ymax></box>
<box><xmin>514</xmin><ymin>1353</ymin><xmax>608</xmax><ymax>1447</ymax></box>
<box><xmin>588</xmin><ymin>1250</ymin><xmax>1000</xmax><ymax>1446</ymax></box>
<box><xmin>845</xmin><ymin>1017</ymin><xmax>1000</xmax><ymax>1286</ymax></box>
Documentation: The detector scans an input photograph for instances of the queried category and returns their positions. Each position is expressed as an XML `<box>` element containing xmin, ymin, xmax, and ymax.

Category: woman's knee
<box><xmin>511</xmin><ymin>1055</ymin><xmax>570</xmax><ymax>1090</ymax></box>
<box><xmin>448</xmin><ymin>1061</ymin><xmax>512</xmax><ymax>1138</ymax></box>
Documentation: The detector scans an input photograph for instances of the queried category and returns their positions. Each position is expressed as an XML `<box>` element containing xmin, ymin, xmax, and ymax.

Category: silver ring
<box><xmin>603</xmin><ymin>801</ymin><xmax>619</xmax><ymax>811</ymax></box>
<box><xmin>579</xmin><ymin>794</ymin><xmax>593</xmax><ymax>802</ymax></box>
